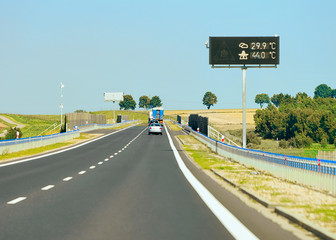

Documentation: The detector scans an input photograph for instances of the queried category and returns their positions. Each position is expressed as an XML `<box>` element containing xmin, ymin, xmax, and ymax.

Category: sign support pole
<box><xmin>242</xmin><ymin>66</ymin><xmax>247</xmax><ymax>148</ymax></box>
<box><xmin>113</xmin><ymin>101</ymin><xmax>116</xmax><ymax>123</ymax></box>
<box><xmin>208</xmin><ymin>36</ymin><xmax>279</xmax><ymax>149</ymax></box>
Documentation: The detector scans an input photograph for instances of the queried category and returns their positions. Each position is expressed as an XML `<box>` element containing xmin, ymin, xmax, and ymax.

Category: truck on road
<box><xmin>149</xmin><ymin>107</ymin><xmax>164</xmax><ymax>125</ymax></box>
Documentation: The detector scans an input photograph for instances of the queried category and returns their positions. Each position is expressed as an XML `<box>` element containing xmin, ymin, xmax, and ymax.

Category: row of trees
<box><xmin>255</xmin><ymin>84</ymin><xmax>336</xmax><ymax>108</ymax></box>
<box><xmin>118</xmin><ymin>91</ymin><xmax>219</xmax><ymax>110</ymax></box>
<box><xmin>254</xmin><ymin>85</ymin><xmax>336</xmax><ymax>146</ymax></box>
<box><xmin>118</xmin><ymin>95</ymin><xmax>162</xmax><ymax>110</ymax></box>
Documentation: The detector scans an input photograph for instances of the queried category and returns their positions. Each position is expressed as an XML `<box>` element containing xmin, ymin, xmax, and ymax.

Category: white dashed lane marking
<box><xmin>4</xmin><ymin>127</ymin><xmax>147</xmax><ymax>207</ymax></box>
<box><xmin>7</xmin><ymin>197</ymin><xmax>27</xmax><ymax>205</ymax></box>
<box><xmin>41</xmin><ymin>185</ymin><xmax>55</xmax><ymax>191</ymax></box>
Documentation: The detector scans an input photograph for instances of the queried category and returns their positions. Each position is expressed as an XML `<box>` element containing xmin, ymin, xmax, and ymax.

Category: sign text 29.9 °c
<box><xmin>209</xmin><ymin>36</ymin><xmax>279</xmax><ymax>65</ymax></box>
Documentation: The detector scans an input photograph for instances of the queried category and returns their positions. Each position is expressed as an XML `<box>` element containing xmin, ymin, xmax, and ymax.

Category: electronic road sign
<box><xmin>209</xmin><ymin>36</ymin><xmax>279</xmax><ymax>65</ymax></box>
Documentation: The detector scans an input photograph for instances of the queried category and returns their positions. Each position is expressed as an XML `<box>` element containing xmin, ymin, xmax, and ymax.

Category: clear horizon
<box><xmin>1</xmin><ymin>0</ymin><xmax>335</xmax><ymax>115</ymax></box>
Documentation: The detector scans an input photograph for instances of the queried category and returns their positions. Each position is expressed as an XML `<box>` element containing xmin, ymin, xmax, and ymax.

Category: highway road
<box><xmin>0</xmin><ymin>124</ymin><xmax>300</xmax><ymax>240</ymax></box>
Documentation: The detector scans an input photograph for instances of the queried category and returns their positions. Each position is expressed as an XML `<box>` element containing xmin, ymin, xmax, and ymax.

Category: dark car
<box><xmin>148</xmin><ymin>119</ymin><xmax>160</xmax><ymax>126</ymax></box>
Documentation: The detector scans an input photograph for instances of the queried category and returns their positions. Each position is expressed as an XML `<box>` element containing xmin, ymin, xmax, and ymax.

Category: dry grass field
<box><xmin>165</xmin><ymin>109</ymin><xmax>257</xmax><ymax>131</ymax></box>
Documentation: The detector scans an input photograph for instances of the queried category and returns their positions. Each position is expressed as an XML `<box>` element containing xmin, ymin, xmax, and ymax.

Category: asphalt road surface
<box><xmin>0</xmin><ymin>125</ymin><xmax>299</xmax><ymax>240</ymax></box>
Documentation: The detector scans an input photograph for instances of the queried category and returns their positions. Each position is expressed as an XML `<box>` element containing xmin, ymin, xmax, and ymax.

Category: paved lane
<box><xmin>0</xmin><ymin>124</ymin><xmax>300</xmax><ymax>240</ymax></box>
<box><xmin>0</xmin><ymin>126</ymin><xmax>233</xmax><ymax>239</ymax></box>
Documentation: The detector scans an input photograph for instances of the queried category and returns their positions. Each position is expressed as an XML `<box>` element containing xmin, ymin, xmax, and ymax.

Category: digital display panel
<box><xmin>209</xmin><ymin>36</ymin><xmax>279</xmax><ymax>65</ymax></box>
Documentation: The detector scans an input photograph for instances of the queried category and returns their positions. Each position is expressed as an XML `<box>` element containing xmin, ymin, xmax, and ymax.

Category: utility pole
<box><xmin>60</xmin><ymin>82</ymin><xmax>64</xmax><ymax>131</ymax></box>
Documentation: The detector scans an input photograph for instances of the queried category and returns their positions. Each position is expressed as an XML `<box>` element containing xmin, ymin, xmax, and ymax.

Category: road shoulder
<box><xmin>166</xmin><ymin>124</ymin><xmax>317</xmax><ymax>240</ymax></box>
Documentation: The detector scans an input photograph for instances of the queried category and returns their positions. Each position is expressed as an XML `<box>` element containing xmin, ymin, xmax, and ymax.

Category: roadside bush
<box><xmin>5</xmin><ymin>127</ymin><xmax>23</xmax><ymax>140</ymax></box>
<box><xmin>321</xmin><ymin>137</ymin><xmax>328</xmax><ymax>148</ymax></box>
<box><xmin>247</xmin><ymin>143</ymin><xmax>258</xmax><ymax>149</ymax></box>
<box><xmin>279</xmin><ymin>139</ymin><xmax>288</xmax><ymax>148</ymax></box>
<box><xmin>288</xmin><ymin>136</ymin><xmax>303</xmax><ymax>148</ymax></box>
<box><xmin>301</xmin><ymin>135</ymin><xmax>313</xmax><ymax>148</ymax></box>
<box><xmin>247</xmin><ymin>131</ymin><xmax>261</xmax><ymax>145</ymax></box>
<box><xmin>228</xmin><ymin>129</ymin><xmax>242</xmax><ymax>138</ymax></box>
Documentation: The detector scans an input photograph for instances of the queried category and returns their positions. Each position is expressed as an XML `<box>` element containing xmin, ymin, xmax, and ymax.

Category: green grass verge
<box><xmin>253</xmin><ymin>139</ymin><xmax>336</xmax><ymax>159</ymax></box>
<box><xmin>0</xmin><ymin>133</ymin><xmax>93</xmax><ymax>161</ymax></box>
<box><xmin>179</xmin><ymin>133</ymin><xmax>336</xmax><ymax>232</ymax></box>
<box><xmin>178</xmin><ymin>135</ymin><xmax>223</xmax><ymax>169</ymax></box>
<box><xmin>1</xmin><ymin>114</ymin><xmax>60</xmax><ymax>138</ymax></box>
<box><xmin>165</xmin><ymin>120</ymin><xmax>181</xmax><ymax>131</ymax></box>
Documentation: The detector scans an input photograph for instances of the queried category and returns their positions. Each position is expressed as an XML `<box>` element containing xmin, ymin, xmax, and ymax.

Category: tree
<box><xmin>150</xmin><ymin>96</ymin><xmax>162</xmax><ymax>107</ymax></box>
<box><xmin>5</xmin><ymin>127</ymin><xmax>22</xmax><ymax>140</ymax></box>
<box><xmin>255</xmin><ymin>93</ymin><xmax>270</xmax><ymax>108</ymax></box>
<box><xmin>332</xmin><ymin>89</ymin><xmax>336</xmax><ymax>98</ymax></box>
<box><xmin>314</xmin><ymin>84</ymin><xmax>332</xmax><ymax>98</ymax></box>
<box><xmin>119</xmin><ymin>95</ymin><xmax>136</xmax><ymax>110</ymax></box>
<box><xmin>271</xmin><ymin>93</ymin><xmax>284</xmax><ymax>107</ymax></box>
<box><xmin>139</xmin><ymin>95</ymin><xmax>151</xmax><ymax>109</ymax></box>
<box><xmin>74</xmin><ymin>109</ymin><xmax>86</xmax><ymax>113</ymax></box>
<box><xmin>202</xmin><ymin>92</ymin><xmax>217</xmax><ymax>109</ymax></box>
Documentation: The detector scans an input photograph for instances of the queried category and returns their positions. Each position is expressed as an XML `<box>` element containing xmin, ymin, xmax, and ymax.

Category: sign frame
<box><xmin>209</xmin><ymin>36</ymin><xmax>279</xmax><ymax>67</ymax></box>
<box><xmin>104</xmin><ymin>92</ymin><xmax>124</xmax><ymax>102</ymax></box>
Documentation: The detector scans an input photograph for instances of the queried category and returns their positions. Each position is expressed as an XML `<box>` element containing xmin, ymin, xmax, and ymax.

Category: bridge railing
<box><xmin>179</xmin><ymin>124</ymin><xmax>336</xmax><ymax>195</ymax></box>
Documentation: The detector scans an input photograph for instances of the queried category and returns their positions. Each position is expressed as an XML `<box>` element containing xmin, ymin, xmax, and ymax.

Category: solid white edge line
<box><xmin>164</xmin><ymin>123</ymin><xmax>258</xmax><ymax>240</ymax></box>
<box><xmin>41</xmin><ymin>185</ymin><xmax>55</xmax><ymax>191</ymax></box>
<box><xmin>0</xmin><ymin>124</ymin><xmax>137</xmax><ymax>168</ymax></box>
<box><xmin>7</xmin><ymin>197</ymin><xmax>27</xmax><ymax>204</ymax></box>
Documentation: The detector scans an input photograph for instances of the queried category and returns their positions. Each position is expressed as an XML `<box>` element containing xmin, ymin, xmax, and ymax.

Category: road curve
<box><xmin>0</xmin><ymin>125</ymin><xmax>299</xmax><ymax>240</ymax></box>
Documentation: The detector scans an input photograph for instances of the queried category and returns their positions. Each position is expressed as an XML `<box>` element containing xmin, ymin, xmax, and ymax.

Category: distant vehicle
<box><xmin>148</xmin><ymin>119</ymin><xmax>160</xmax><ymax>126</ymax></box>
<box><xmin>152</xmin><ymin>107</ymin><xmax>164</xmax><ymax>125</ymax></box>
<box><xmin>148</xmin><ymin>111</ymin><xmax>153</xmax><ymax>123</ymax></box>
<box><xmin>148</xmin><ymin>123</ymin><xmax>163</xmax><ymax>135</ymax></box>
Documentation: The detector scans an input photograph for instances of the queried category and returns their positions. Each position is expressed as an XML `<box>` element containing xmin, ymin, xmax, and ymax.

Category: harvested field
<box><xmin>165</xmin><ymin>109</ymin><xmax>257</xmax><ymax>130</ymax></box>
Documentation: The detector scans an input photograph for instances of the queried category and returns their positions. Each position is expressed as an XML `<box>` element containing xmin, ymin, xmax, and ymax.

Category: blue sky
<box><xmin>1</xmin><ymin>0</ymin><xmax>335</xmax><ymax>114</ymax></box>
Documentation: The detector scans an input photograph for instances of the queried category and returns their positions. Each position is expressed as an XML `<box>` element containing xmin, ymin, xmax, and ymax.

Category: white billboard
<box><xmin>104</xmin><ymin>92</ymin><xmax>124</xmax><ymax>102</ymax></box>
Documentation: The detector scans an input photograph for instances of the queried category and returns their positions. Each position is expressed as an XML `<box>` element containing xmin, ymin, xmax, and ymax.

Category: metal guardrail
<box><xmin>179</xmin><ymin>124</ymin><xmax>336</xmax><ymax>195</ymax></box>
<box><xmin>208</xmin><ymin>125</ymin><xmax>241</xmax><ymax>147</ymax></box>
<box><xmin>0</xmin><ymin>130</ymin><xmax>79</xmax><ymax>147</ymax></box>
<box><xmin>0</xmin><ymin>120</ymin><xmax>138</xmax><ymax>155</ymax></box>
